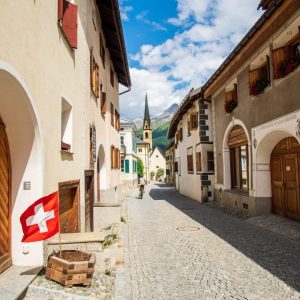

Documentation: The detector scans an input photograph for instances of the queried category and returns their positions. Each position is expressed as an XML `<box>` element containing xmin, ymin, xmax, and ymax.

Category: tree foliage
<box><xmin>137</xmin><ymin>158</ymin><xmax>144</xmax><ymax>178</ymax></box>
<box><xmin>156</xmin><ymin>168</ymin><xmax>165</xmax><ymax>178</ymax></box>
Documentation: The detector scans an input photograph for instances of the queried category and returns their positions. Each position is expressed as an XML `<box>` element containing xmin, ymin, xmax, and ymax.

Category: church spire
<box><xmin>143</xmin><ymin>93</ymin><xmax>151</xmax><ymax>129</ymax></box>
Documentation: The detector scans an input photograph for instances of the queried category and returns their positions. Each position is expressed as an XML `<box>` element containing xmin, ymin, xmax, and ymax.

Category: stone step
<box><xmin>0</xmin><ymin>265</ymin><xmax>42</xmax><ymax>300</ymax></box>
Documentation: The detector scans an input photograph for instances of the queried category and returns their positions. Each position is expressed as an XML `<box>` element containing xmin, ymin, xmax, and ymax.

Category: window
<box><xmin>177</xmin><ymin>128</ymin><xmax>183</xmax><ymax>142</ymax></box>
<box><xmin>121</xmin><ymin>159</ymin><xmax>125</xmax><ymax>173</ymax></box>
<box><xmin>100</xmin><ymin>34</ymin><xmax>105</xmax><ymax>67</ymax></box>
<box><xmin>138</xmin><ymin>148</ymin><xmax>142</xmax><ymax>153</ymax></box>
<box><xmin>115</xmin><ymin>110</ymin><xmax>120</xmax><ymax>131</ymax></box>
<box><xmin>190</xmin><ymin>113</ymin><xmax>198</xmax><ymax>130</ymax></box>
<box><xmin>207</xmin><ymin>151</ymin><xmax>214</xmax><ymax>172</ymax></box>
<box><xmin>120</xmin><ymin>136</ymin><xmax>124</xmax><ymax>146</ymax></box>
<box><xmin>101</xmin><ymin>90</ymin><xmax>107</xmax><ymax>113</ymax></box>
<box><xmin>90</xmin><ymin>50</ymin><xmax>99</xmax><ymax>98</ymax></box>
<box><xmin>249</xmin><ymin>58</ymin><xmax>270</xmax><ymax>96</ymax></box>
<box><xmin>110</xmin><ymin>67</ymin><xmax>114</xmax><ymax>87</ymax></box>
<box><xmin>228</xmin><ymin>125</ymin><xmax>248</xmax><ymax>190</ymax></box>
<box><xmin>132</xmin><ymin>160</ymin><xmax>137</xmax><ymax>173</ymax></box>
<box><xmin>58</xmin><ymin>0</ymin><xmax>78</xmax><ymax>49</ymax></box>
<box><xmin>187</xmin><ymin>148</ymin><xmax>194</xmax><ymax>173</ymax></box>
<box><xmin>224</xmin><ymin>84</ymin><xmax>238</xmax><ymax>113</ymax></box>
<box><xmin>196</xmin><ymin>151</ymin><xmax>201</xmax><ymax>172</ymax></box>
<box><xmin>61</xmin><ymin>99</ymin><xmax>73</xmax><ymax>152</ymax></box>
<box><xmin>125</xmin><ymin>160</ymin><xmax>130</xmax><ymax>173</ymax></box>
<box><xmin>90</xmin><ymin>125</ymin><xmax>96</xmax><ymax>163</ymax></box>
<box><xmin>145</xmin><ymin>132</ymin><xmax>149</xmax><ymax>139</ymax></box>
<box><xmin>272</xmin><ymin>30</ymin><xmax>300</xmax><ymax>79</ymax></box>
<box><xmin>110</xmin><ymin>102</ymin><xmax>114</xmax><ymax>126</ymax></box>
<box><xmin>174</xmin><ymin>161</ymin><xmax>178</xmax><ymax>173</ymax></box>
<box><xmin>111</xmin><ymin>145</ymin><xmax>115</xmax><ymax>169</ymax></box>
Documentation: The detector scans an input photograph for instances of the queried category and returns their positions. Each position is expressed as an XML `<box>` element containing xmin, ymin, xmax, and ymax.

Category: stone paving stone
<box><xmin>115</xmin><ymin>183</ymin><xmax>300</xmax><ymax>300</ymax></box>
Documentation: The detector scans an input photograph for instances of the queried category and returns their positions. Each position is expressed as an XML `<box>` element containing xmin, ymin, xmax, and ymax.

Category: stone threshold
<box><xmin>94</xmin><ymin>202</ymin><xmax>121</xmax><ymax>207</ymax></box>
<box><xmin>0</xmin><ymin>265</ymin><xmax>42</xmax><ymax>300</ymax></box>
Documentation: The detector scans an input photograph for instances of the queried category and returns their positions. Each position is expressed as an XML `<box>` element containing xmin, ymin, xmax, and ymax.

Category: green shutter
<box><xmin>125</xmin><ymin>160</ymin><xmax>130</xmax><ymax>173</ymax></box>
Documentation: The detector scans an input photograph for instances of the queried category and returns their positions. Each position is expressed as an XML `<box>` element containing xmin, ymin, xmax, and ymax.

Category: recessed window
<box><xmin>90</xmin><ymin>124</ymin><xmax>96</xmax><ymax>163</ymax></box>
<box><xmin>101</xmin><ymin>88</ymin><xmax>107</xmax><ymax>113</ymax></box>
<box><xmin>121</xmin><ymin>159</ymin><xmax>125</xmax><ymax>173</ymax></box>
<box><xmin>207</xmin><ymin>151</ymin><xmax>214</xmax><ymax>172</ymax></box>
<box><xmin>138</xmin><ymin>148</ymin><xmax>142</xmax><ymax>153</ymax></box>
<box><xmin>120</xmin><ymin>136</ymin><xmax>124</xmax><ymax>145</ymax></box>
<box><xmin>196</xmin><ymin>151</ymin><xmax>201</xmax><ymax>172</ymax></box>
<box><xmin>110</xmin><ymin>67</ymin><xmax>114</xmax><ymax>87</ymax></box>
<box><xmin>90</xmin><ymin>50</ymin><xmax>99</xmax><ymax>98</ymax></box>
<box><xmin>111</xmin><ymin>102</ymin><xmax>114</xmax><ymax>126</ymax></box>
<box><xmin>100</xmin><ymin>34</ymin><xmax>105</xmax><ymax>68</ymax></box>
<box><xmin>187</xmin><ymin>147</ymin><xmax>194</xmax><ymax>174</ymax></box>
<box><xmin>61</xmin><ymin>99</ymin><xmax>73</xmax><ymax>152</ymax></box>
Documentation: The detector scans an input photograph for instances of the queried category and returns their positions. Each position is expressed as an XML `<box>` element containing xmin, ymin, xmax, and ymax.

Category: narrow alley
<box><xmin>115</xmin><ymin>183</ymin><xmax>300</xmax><ymax>300</ymax></box>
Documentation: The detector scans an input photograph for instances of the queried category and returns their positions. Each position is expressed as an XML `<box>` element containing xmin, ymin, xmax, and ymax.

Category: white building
<box><xmin>120</xmin><ymin>119</ymin><xmax>138</xmax><ymax>194</ymax></box>
<box><xmin>168</xmin><ymin>88</ymin><xmax>215</xmax><ymax>202</ymax></box>
<box><xmin>0</xmin><ymin>0</ymin><xmax>130</xmax><ymax>273</ymax></box>
<box><xmin>150</xmin><ymin>147</ymin><xmax>166</xmax><ymax>181</ymax></box>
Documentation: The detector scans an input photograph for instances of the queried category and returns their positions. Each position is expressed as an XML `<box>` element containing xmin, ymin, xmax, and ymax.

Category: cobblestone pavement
<box><xmin>115</xmin><ymin>183</ymin><xmax>300</xmax><ymax>300</ymax></box>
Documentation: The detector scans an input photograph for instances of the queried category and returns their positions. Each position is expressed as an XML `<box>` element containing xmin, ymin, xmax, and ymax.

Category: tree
<box><xmin>150</xmin><ymin>171</ymin><xmax>156</xmax><ymax>180</ymax></box>
<box><xmin>137</xmin><ymin>158</ymin><xmax>144</xmax><ymax>179</ymax></box>
<box><xmin>156</xmin><ymin>168</ymin><xmax>165</xmax><ymax>178</ymax></box>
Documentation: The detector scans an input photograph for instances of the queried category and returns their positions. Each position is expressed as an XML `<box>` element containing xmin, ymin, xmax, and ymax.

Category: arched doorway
<box><xmin>227</xmin><ymin>125</ymin><xmax>249</xmax><ymax>190</ymax></box>
<box><xmin>271</xmin><ymin>137</ymin><xmax>300</xmax><ymax>220</ymax></box>
<box><xmin>0</xmin><ymin>118</ymin><xmax>11</xmax><ymax>273</ymax></box>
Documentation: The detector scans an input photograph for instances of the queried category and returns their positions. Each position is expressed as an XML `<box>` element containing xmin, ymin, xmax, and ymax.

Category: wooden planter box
<box><xmin>46</xmin><ymin>250</ymin><xmax>96</xmax><ymax>287</ymax></box>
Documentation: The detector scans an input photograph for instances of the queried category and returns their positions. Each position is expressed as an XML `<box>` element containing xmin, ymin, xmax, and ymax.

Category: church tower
<box><xmin>143</xmin><ymin>93</ymin><xmax>152</xmax><ymax>150</ymax></box>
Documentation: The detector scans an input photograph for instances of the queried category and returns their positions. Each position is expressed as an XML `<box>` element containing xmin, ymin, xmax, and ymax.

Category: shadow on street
<box><xmin>149</xmin><ymin>184</ymin><xmax>300</xmax><ymax>293</ymax></box>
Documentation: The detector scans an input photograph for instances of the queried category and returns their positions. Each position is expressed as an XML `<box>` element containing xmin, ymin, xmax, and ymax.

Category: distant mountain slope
<box><xmin>135</xmin><ymin>103</ymin><xmax>178</xmax><ymax>150</ymax></box>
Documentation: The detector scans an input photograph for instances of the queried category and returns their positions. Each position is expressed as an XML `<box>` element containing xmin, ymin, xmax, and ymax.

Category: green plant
<box><xmin>120</xmin><ymin>216</ymin><xmax>126</xmax><ymax>223</ymax></box>
<box><xmin>150</xmin><ymin>171</ymin><xmax>156</xmax><ymax>180</ymax></box>
<box><xmin>103</xmin><ymin>234</ymin><xmax>118</xmax><ymax>248</ymax></box>
<box><xmin>156</xmin><ymin>168</ymin><xmax>165</xmax><ymax>178</ymax></box>
<box><xmin>137</xmin><ymin>157</ymin><xmax>144</xmax><ymax>178</ymax></box>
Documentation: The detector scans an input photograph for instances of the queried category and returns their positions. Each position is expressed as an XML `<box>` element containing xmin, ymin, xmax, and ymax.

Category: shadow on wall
<box><xmin>149</xmin><ymin>185</ymin><xmax>300</xmax><ymax>293</ymax></box>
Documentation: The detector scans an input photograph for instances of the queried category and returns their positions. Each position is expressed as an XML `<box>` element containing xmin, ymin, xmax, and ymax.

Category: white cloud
<box><xmin>121</xmin><ymin>0</ymin><xmax>263</xmax><ymax>119</ymax></box>
<box><xmin>119</xmin><ymin>0</ymin><xmax>133</xmax><ymax>22</ymax></box>
<box><xmin>136</xmin><ymin>11</ymin><xmax>168</xmax><ymax>32</ymax></box>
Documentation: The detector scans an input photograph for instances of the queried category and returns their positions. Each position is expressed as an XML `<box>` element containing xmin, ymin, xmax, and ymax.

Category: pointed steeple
<box><xmin>143</xmin><ymin>93</ymin><xmax>151</xmax><ymax>129</ymax></box>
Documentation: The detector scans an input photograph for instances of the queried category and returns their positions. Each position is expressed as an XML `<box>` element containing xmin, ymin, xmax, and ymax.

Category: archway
<box><xmin>271</xmin><ymin>137</ymin><xmax>300</xmax><ymax>220</ymax></box>
<box><xmin>223</xmin><ymin>120</ymin><xmax>251</xmax><ymax>190</ymax></box>
<box><xmin>0</xmin><ymin>63</ymin><xmax>43</xmax><ymax>268</ymax></box>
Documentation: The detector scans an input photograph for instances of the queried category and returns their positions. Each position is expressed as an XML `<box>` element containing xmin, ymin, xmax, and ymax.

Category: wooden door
<box><xmin>0</xmin><ymin>120</ymin><xmax>12</xmax><ymax>273</ymax></box>
<box><xmin>59</xmin><ymin>181</ymin><xmax>79</xmax><ymax>233</ymax></box>
<box><xmin>85</xmin><ymin>171</ymin><xmax>94</xmax><ymax>232</ymax></box>
<box><xmin>271</xmin><ymin>156</ymin><xmax>285</xmax><ymax>216</ymax></box>
<box><xmin>283</xmin><ymin>154</ymin><xmax>299</xmax><ymax>220</ymax></box>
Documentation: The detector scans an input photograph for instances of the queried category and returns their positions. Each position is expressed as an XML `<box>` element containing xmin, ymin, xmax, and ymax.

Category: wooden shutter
<box><xmin>125</xmin><ymin>160</ymin><xmax>130</xmax><ymax>173</ymax></box>
<box><xmin>272</xmin><ymin>46</ymin><xmax>286</xmax><ymax>78</ymax></box>
<box><xmin>196</xmin><ymin>151</ymin><xmax>201</xmax><ymax>172</ymax></box>
<box><xmin>249</xmin><ymin>68</ymin><xmax>260</xmax><ymax>86</ymax></box>
<box><xmin>111</xmin><ymin>146</ymin><xmax>115</xmax><ymax>169</ymax></box>
<box><xmin>101</xmin><ymin>92</ymin><xmax>107</xmax><ymax>113</ymax></box>
<box><xmin>62</xmin><ymin>1</ymin><xmax>78</xmax><ymax>49</ymax></box>
<box><xmin>96</xmin><ymin>65</ymin><xmax>99</xmax><ymax>98</ymax></box>
<box><xmin>191</xmin><ymin>113</ymin><xmax>198</xmax><ymax>129</ymax></box>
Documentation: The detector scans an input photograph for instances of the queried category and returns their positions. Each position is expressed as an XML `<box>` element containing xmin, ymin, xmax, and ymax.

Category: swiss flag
<box><xmin>20</xmin><ymin>192</ymin><xmax>59</xmax><ymax>243</ymax></box>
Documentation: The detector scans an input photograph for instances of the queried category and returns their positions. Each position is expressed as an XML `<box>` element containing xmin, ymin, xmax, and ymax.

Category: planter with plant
<box><xmin>224</xmin><ymin>99</ymin><xmax>237</xmax><ymax>113</ymax></box>
<box><xmin>249</xmin><ymin>78</ymin><xmax>269</xmax><ymax>96</ymax></box>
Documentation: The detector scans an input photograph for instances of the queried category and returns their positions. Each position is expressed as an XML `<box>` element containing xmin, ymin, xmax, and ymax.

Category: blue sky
<box><xmin>119</xmin><ymin>0</ymin><xmax>263</xmax><ymax>120</ymax></box>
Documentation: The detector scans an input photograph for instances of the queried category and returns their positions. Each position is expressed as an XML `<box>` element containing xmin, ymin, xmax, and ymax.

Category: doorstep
<box><xmin>47</xmin><ymin>232</ymin><xmax>107</xmax><ymax>245</ymax></box>
<box><xmin>0</xmin><ymin>265</ymin><xmax>42</xmax><ymax>300</ymax></box>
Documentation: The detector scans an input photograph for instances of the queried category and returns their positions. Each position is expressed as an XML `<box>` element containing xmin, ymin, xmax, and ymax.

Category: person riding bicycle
<box><xmin>139</xmin><ymin>177</ymin><xmax>145</xmax><ymax>198</ymax></box>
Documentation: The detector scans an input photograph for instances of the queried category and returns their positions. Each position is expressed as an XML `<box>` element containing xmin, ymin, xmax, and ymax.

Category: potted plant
<box><xmin>249</xmin><ymin>78</ymin><xmax>269</xmax><ymax>96</ymax></box>
<box><xmin>224</xmin><ymin>99</ymin><xmax>237</xmax><ymax>113</ymax></box>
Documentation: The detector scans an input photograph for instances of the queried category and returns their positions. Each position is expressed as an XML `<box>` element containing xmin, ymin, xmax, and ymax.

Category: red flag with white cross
<box><xmin>20</xmin><ymin>192</ymin><xmax>59</xmax><ymax>243</ymax></box>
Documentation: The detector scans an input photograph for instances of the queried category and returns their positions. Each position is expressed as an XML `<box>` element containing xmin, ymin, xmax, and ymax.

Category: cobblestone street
<box><xmin>115</xmin><ymin>183</ymin><xmax>300</xmax><ymax>300</ymax></box>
